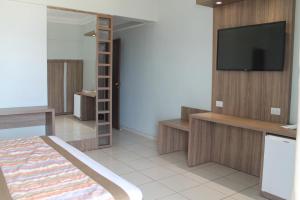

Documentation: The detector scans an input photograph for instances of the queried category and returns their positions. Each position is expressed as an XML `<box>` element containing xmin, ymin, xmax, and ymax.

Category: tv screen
<box><xmin>217</xmin><ymin>21</ymin><xmax>286</xmax><ymax>71</ymax></box>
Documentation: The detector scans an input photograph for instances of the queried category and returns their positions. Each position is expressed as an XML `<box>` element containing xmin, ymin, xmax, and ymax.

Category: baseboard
<box><xmin>120</xmin><ymin>125</ymin><xmax>156</xmax><ymax>141</ymax></box>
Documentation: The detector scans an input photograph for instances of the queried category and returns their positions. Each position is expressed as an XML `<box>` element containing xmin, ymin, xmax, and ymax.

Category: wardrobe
<box><xmin>47</xmin><ymin>60</ymin><xmax>83</xmax><ymax>115</ymax></box>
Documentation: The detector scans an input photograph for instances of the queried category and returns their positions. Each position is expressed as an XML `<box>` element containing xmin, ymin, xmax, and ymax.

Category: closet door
<box><xmin>47</xmin><ymin>60</ymin><xmax>64</xmax><ymax>114</ymax></box>
<box><xmin>66</xmin><ymin>60</ymin><xmax>83</xmax><ymax>113</ymax></box>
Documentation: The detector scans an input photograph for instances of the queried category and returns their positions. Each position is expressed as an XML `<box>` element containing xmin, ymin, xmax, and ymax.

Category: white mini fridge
<box><xmin>262</xmin><ymin>135</ymin><xmax>296</xmax><ymax>199</ymax></box>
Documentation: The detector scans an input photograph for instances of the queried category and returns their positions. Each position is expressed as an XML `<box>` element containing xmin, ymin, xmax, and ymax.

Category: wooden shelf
<box><xmin>98</xmin><ymin>87</ymin><xmax>110</xmax><ymax>90</ymax></box>
<box><xmin>98</xmin><ymin>75</ymin><xmax>110</xmax><ymax>78</ymax></box>
<box><xmin>98</xmin><ymin>99</ymin><xmax>110</xmax><ymax>102</ymax></box>
<box><xmin>98</xmin><ymin>26</ymin><xmax>111</xmax><ymax>31</ymax></box>
<box><xmin>98</xmin><ymin>64</ymin><xmax>111</xmax><ymax>67</ymax></box>
<box><xmin>96</xmin><ymin>16</ymin><xmax>113</xmax><ymax>148</ymax></box>
<box><xmin>97</xmin><ymin>39</ymin><xmax>111</xmax><ymax>43</ymax></box>
<box><xmin>98</xmin><ymin>51</ymin><xmax>111</xmax><ymax>55</ymax></box>
<box><xmin>0</xmin><ymin>106</ymin><xmax>55</xmax><ymax>136</ymax></box>
<box><xmin>191</xmin><ymin>112</ymin><xmax>297</xmax><ymax>139</ymax></box>
<box><xmin>98</xmin><ymin>111</ymin><xmax>110</xmax><ymax>114</ymax></box>
<box><xmin>98</xmin><ymin>122</ymin><xmax>110</xmax><ymax>126</ymax></box>
<box><xmin>99</xmin><ymin>134</ymin><xmax>111</xmax><ymax>137</ymax></box>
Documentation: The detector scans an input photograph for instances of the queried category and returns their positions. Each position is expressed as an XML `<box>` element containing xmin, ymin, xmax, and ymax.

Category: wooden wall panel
<box><xmin>211</xmin><ymin>124</ymin><xmax>262</xmax><ymax>176</ymax></box>
<box><xmin>48</xmin><ymin>61</ymin><xmax>64</xmax><ymax>114</ymax></box>
<box><xmin>188</xmin><ymin>120</ymin><xmax>213</xmax><ymax>166</ymax></box>
<box><xmin>158</xmin><ymin>124</ymin><xmax>188</xmax><ymax>154</ymax></box>
<box><xmin>67</xmin><ymin>60</ymin><xmax>83</xmax><ymax>113</ymax></box>
<box><xmin>212</xmin><ymin>0</ymin><xmax>295</xmax><ymax>124</ymax></box>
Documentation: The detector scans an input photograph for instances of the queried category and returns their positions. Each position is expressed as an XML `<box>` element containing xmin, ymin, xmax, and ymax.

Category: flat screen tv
<box><xmin>217</xmin><ymin>21</ymin><xmax>286</xmax><ymax>71</ymax></box>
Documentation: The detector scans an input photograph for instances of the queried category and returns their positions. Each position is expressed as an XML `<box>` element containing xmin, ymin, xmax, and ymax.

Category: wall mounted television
<box><xmin>217</xmin><ymin>21</ymin><xmax>286</xmax><ymax>71</ymax></box>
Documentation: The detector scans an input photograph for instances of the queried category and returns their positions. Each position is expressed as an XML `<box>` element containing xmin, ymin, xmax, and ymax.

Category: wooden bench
<box><xmin>157</xmin><ymin>106</ymin><xmax>207</xmax><ymax>154</ymax></box>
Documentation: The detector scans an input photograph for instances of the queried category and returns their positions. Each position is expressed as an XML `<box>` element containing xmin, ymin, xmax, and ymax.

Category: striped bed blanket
<box><xmin>0</xmin><ymin>137</ymin><xmax>129</xmax><ymax>200</ymax></box>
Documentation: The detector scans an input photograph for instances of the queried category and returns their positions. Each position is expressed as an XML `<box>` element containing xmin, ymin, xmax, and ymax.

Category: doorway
<box><xmin>112</xmin><ymin>39</ymin><xmax>121</xmax><ymax>129</ymax></box>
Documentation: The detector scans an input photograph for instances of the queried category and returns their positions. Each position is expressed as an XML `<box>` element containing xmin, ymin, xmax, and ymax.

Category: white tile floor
<box><xmin>85</xmin><ymin>130</ymin><xmax>266</xmax><ymax>200</ymax></box>
<box><xmin>55</xmin><ymin>116</ymin><xmax>266</xmax><ymax>200</ymax></box>
<box><xmin>55</xmin><ymin>115</ymin><xmax>96</xmax><ymax>141</ymax></box>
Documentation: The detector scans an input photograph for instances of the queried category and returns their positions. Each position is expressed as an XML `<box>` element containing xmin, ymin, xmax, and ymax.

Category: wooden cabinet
<box><xmin>48</xmin><ymin>60</ymin><xmax>83</xmax><ymax>115</ymax></box>
<box><xmin>48</xmin><ymin>61</ymin><xmax>64</xmax><ymax>114</ymax></box>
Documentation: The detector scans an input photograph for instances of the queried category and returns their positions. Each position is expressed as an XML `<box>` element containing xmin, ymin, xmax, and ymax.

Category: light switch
<box><xmin>216</xmin><ymin>101</ymin><xmax>223</xmax><ymax>108</ymax></box>
<box><xmin>271</xmin><ymin>107</ymin><xmax>281</xmax><ymax>116</ymax></box>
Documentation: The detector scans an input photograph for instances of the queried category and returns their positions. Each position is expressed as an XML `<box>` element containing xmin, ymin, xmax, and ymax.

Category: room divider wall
<box><xmin>96</xmin><ymin>15</ymin><xmax>113</xmax><ymax>148</ymax></box>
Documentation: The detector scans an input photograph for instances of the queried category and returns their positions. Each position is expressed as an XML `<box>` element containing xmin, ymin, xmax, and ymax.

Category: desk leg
<box><xmin>45</xmin><ymin>111</ymin><xmax>55</xmax><ymax>136</ymax></box>
<box><xmin>188</xmin><ymin>119</ymin><xmax>212</xmax><ymax>167</ymax></box>
<box><xmin>158</xmin><ymin>124</ymin><xmax>187</xmax><ymax>154</ymax></box>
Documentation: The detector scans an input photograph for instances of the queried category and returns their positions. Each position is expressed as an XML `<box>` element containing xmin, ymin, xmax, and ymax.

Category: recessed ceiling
<box><xmin>113</xmin><ymin>16</ymin><xmax>146</xmax><ymax>32</ymax></box>
<box><xmin>47</xmin><ymin>8</ymin><xmax>95</xmax><ymax>25</ymax></box>
<box><xmin>47</xmin><ymin>9</ymin><xmax>147</xmax><ymax>32</ymax></box>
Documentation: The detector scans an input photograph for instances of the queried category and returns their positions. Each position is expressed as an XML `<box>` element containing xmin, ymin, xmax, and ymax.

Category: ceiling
<box><xmin>47</xmin><ymin>8</ymin><xmax>146</xmax><ymax>31</ymax></box>
<box><xmin>47</xmin><ymin>8</ymin><xmax>95</xmax><ymax>25</ymax></box>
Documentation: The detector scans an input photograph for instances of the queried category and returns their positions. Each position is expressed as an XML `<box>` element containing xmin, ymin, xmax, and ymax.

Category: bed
<box><xmin>0</xmin><ymin>136</ymin><xmax>142</xmax><ymax>200</ymax></box>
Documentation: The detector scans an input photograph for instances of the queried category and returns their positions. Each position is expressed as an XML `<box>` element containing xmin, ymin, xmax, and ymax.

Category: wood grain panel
<box><xmin>67</xmin><ymin>60</ymin><xmax>83</xmax><ymax>113</ymax></box>
<box><xmin>211</xmin><ymin>124</ymin><xmax>262</xmax><ymax>176</ymax></box>
<box><xmin>158</xmin><ymin>124</ymin><xmax>188</xmax><ymax>154</ymax></box>
<box><xmin>80</xmin><ymin>95</ymin><xmax>96</xmax><ymax>121</ymax></box>
<box><xmin>48</xmin><ymin>61</ymin><xmax>64</xmax><ymax>114</ymax></box>
<box><xmin>212</xmin><ymin>0</ymin><xmax>295</xmax><ymax>124</ymax></box>
<box><xmin>188</xmin><ymin>120</ymin><xmax>213</xmax><ymax>166</ymax></box>
<box><xmin>0</xmin><ymin>114</ymin><xmax>45</xmax><ymax>129</ymax></box>
<box><xmin>181</xmin><ymin>106</ymin><xmax>208</xmax><ymax>121</ymax></box>
<box><xmin>0</xmin><ymin>106</ymin><xmax>55</xmax><ymax>136</ymax></box>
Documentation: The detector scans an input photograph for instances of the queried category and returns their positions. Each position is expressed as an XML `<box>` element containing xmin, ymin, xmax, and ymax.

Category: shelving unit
<box><xmin>96</xmin><ymin>15</ymin><xmax>113</xmax><ymax>148</ymax></box>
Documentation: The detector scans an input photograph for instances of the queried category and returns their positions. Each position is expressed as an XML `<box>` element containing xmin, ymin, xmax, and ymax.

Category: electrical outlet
<box><xmin>271</xmin><ymin>107</ymin><xmax>281</xmax><ymax>116</ymax></box>
<box><xmin>216</xmin><ymin>101</ymin><xmax>223</xmax><ymax>108</ymax></box>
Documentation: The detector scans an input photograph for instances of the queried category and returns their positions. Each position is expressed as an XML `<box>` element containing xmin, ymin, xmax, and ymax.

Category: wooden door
<box><xmin>47</xmin><ymin>60</ymin><xmax>64</xmax><ymax>114</ymax></box>
<box><xmin>66</xmin><ymin>60</ymin><xmax>83</xmax><ymax>113</ymax></box>
<box><xmin>112</xmin><ymin>39</ymin><xmax>121</xmax><ymax>129</ymax></box>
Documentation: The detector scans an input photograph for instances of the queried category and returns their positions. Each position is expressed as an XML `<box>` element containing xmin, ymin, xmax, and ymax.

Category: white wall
<box><xmin>11</xmin><ymin>0</ymin><xmax>158</xmax><ymax>22</ymax></box>
<box><xmin>47</xmin><ymin>22</ymin><xmax>83</xmax><ymax>60</ymax></box>
<box><xmin>290</xmin><ymin>0</ymin><xmax>300</xmax><ymax>124</ymax></box>
<box><xmin>0</xmin><ymin>0</ymin><xmax>47</xmax><ymax>108</ymax></box>
<box><xmin>81</xmin><ymin>20</ymin><xmax>97</xmax><ymax>90</ymax></box>
<box><xmin>47</xmin><ymin>20</ymin><xmax>97</xmax><ymax>90</ymax></box>
<box><xmin>115</xmin><ymin>0</ymin><xmax>213</xmax><ymax>138</ymax></box>
<box><xmin>116</xmin><ymin>0</ymin><xmax>300</xmax><ymax>138</ymax></box>
<box><xmin>0</xmin><ymin>0</ymin><xmax>47</xmax><ymax>138</ymax></box>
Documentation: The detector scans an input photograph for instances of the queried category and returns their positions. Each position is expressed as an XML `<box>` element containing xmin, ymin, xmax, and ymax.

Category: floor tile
<box><xmin>201</xmin><ymin>164</ymin><xmax>237</xmax><ymax>177</ymax></box>
<box><xmin>159</xmin><ymin>174</ymin><xmax>200</xmax><ymax>192</ymax></box>
<box><xmin>231</xmin><ymin>186</ymin><xmax>268</xmax><ymax>200</ymax></box>
<box><xmin>102</xmin><ymin>160</ymin><xmax>135</xmax><ymax>175</ymax></box>
<box><xmin>123</xmin><ymin>158</ymin><xmax>160</xmax><ymax>170</ymax></box>
<box><xmin>205</xmin><ymin>177</ymin><xmax>250</xmax><ymax>195</ymax></box>
<box><xmin>122</xmin><ymin>171</ymin><xmax>154</xmax><ymax>186</ymax></box>
<box><xmin>181</xmin><ymin>185</ymin><xmax>227</xmax><ymax>200</ymax></box>
<box><xmin>159</xmin><ymin>152</ymin><xmax>187</xmax><ymax>163</ymax></box>
<box><xmin>140</xmin><ymin>182</ymin><xmax>175</xmax><ymax>200</ymax></box>
<box><xmin>140</xmin><ymin>166</ymin><xmax>177</xmax><ymax>180</ymax></box>
<box><xmin>158</xmin><ymin>193</ymin><xmax>188</xmax><ymax>200</ymax></box>
<box><xmin>224</xmin><ymin>172</ymin><xmax>259</xmax><ymax>188</ymax></box>
<box><xmin>189</xmin><ymin>168</ymin><xmax>224</xmax><ymax>181</ymax></box>
<box><xmin>182</xmin><ymin>172</ymin><xmax>212</xmax><ymax>184</ymax></box>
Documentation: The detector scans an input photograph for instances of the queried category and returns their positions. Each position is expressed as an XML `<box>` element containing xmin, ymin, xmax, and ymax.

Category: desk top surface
<box><xmin>191</xmin><ymin>112</ymin><xmax>297</xmax><ymax>139</ymax></box>
<box><xmin>76</xmin><ymin>91</ymin><xmax>96</xmax><ymax>98</ymax></box>
<box><xmin>160</xmin><ymin>119</ymin><xmax>190</xmax><ymax>132</ymax></box>
<box><xmin>0</xmin><ymin>106</ymin><xmax>54</xmax><ymax>116</ymax></box>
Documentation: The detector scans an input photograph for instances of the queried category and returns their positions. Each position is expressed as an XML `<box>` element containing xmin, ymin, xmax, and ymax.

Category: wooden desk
<box><xmin>75</xmin><ymin>91</ymin><xmax>96</xmax><ymax>121</ymax></box>
<box><xmin>157</xmin><ymin>107</ymin><xmax>208</xmax><ymax>154</ymax></box>
<box><xmin>0</xmin><ymin>106</ymin><xmax>55</xmax><ymax>136</ymax></box>
<box><xmin>188</xmin><ymin>112</ymin><xmax>296</xmax><ymax>177</ymax></box>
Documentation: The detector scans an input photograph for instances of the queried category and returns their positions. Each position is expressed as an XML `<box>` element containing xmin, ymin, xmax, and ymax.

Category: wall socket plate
<box><xmin>271</xmin><ymin>107</ymin><xmax>281</xmax><ymax>116</ymax></box>
<box><xmin>216</xmin><ymin>101</ymin><xmax>223</xmax><ymax>108</ymax></box>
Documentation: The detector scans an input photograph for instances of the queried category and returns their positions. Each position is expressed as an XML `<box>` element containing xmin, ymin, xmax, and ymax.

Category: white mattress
<box><xmin>49</xmin><ymin>136</ymin><xmax>143</xmax><ymax>200</ymax></box>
